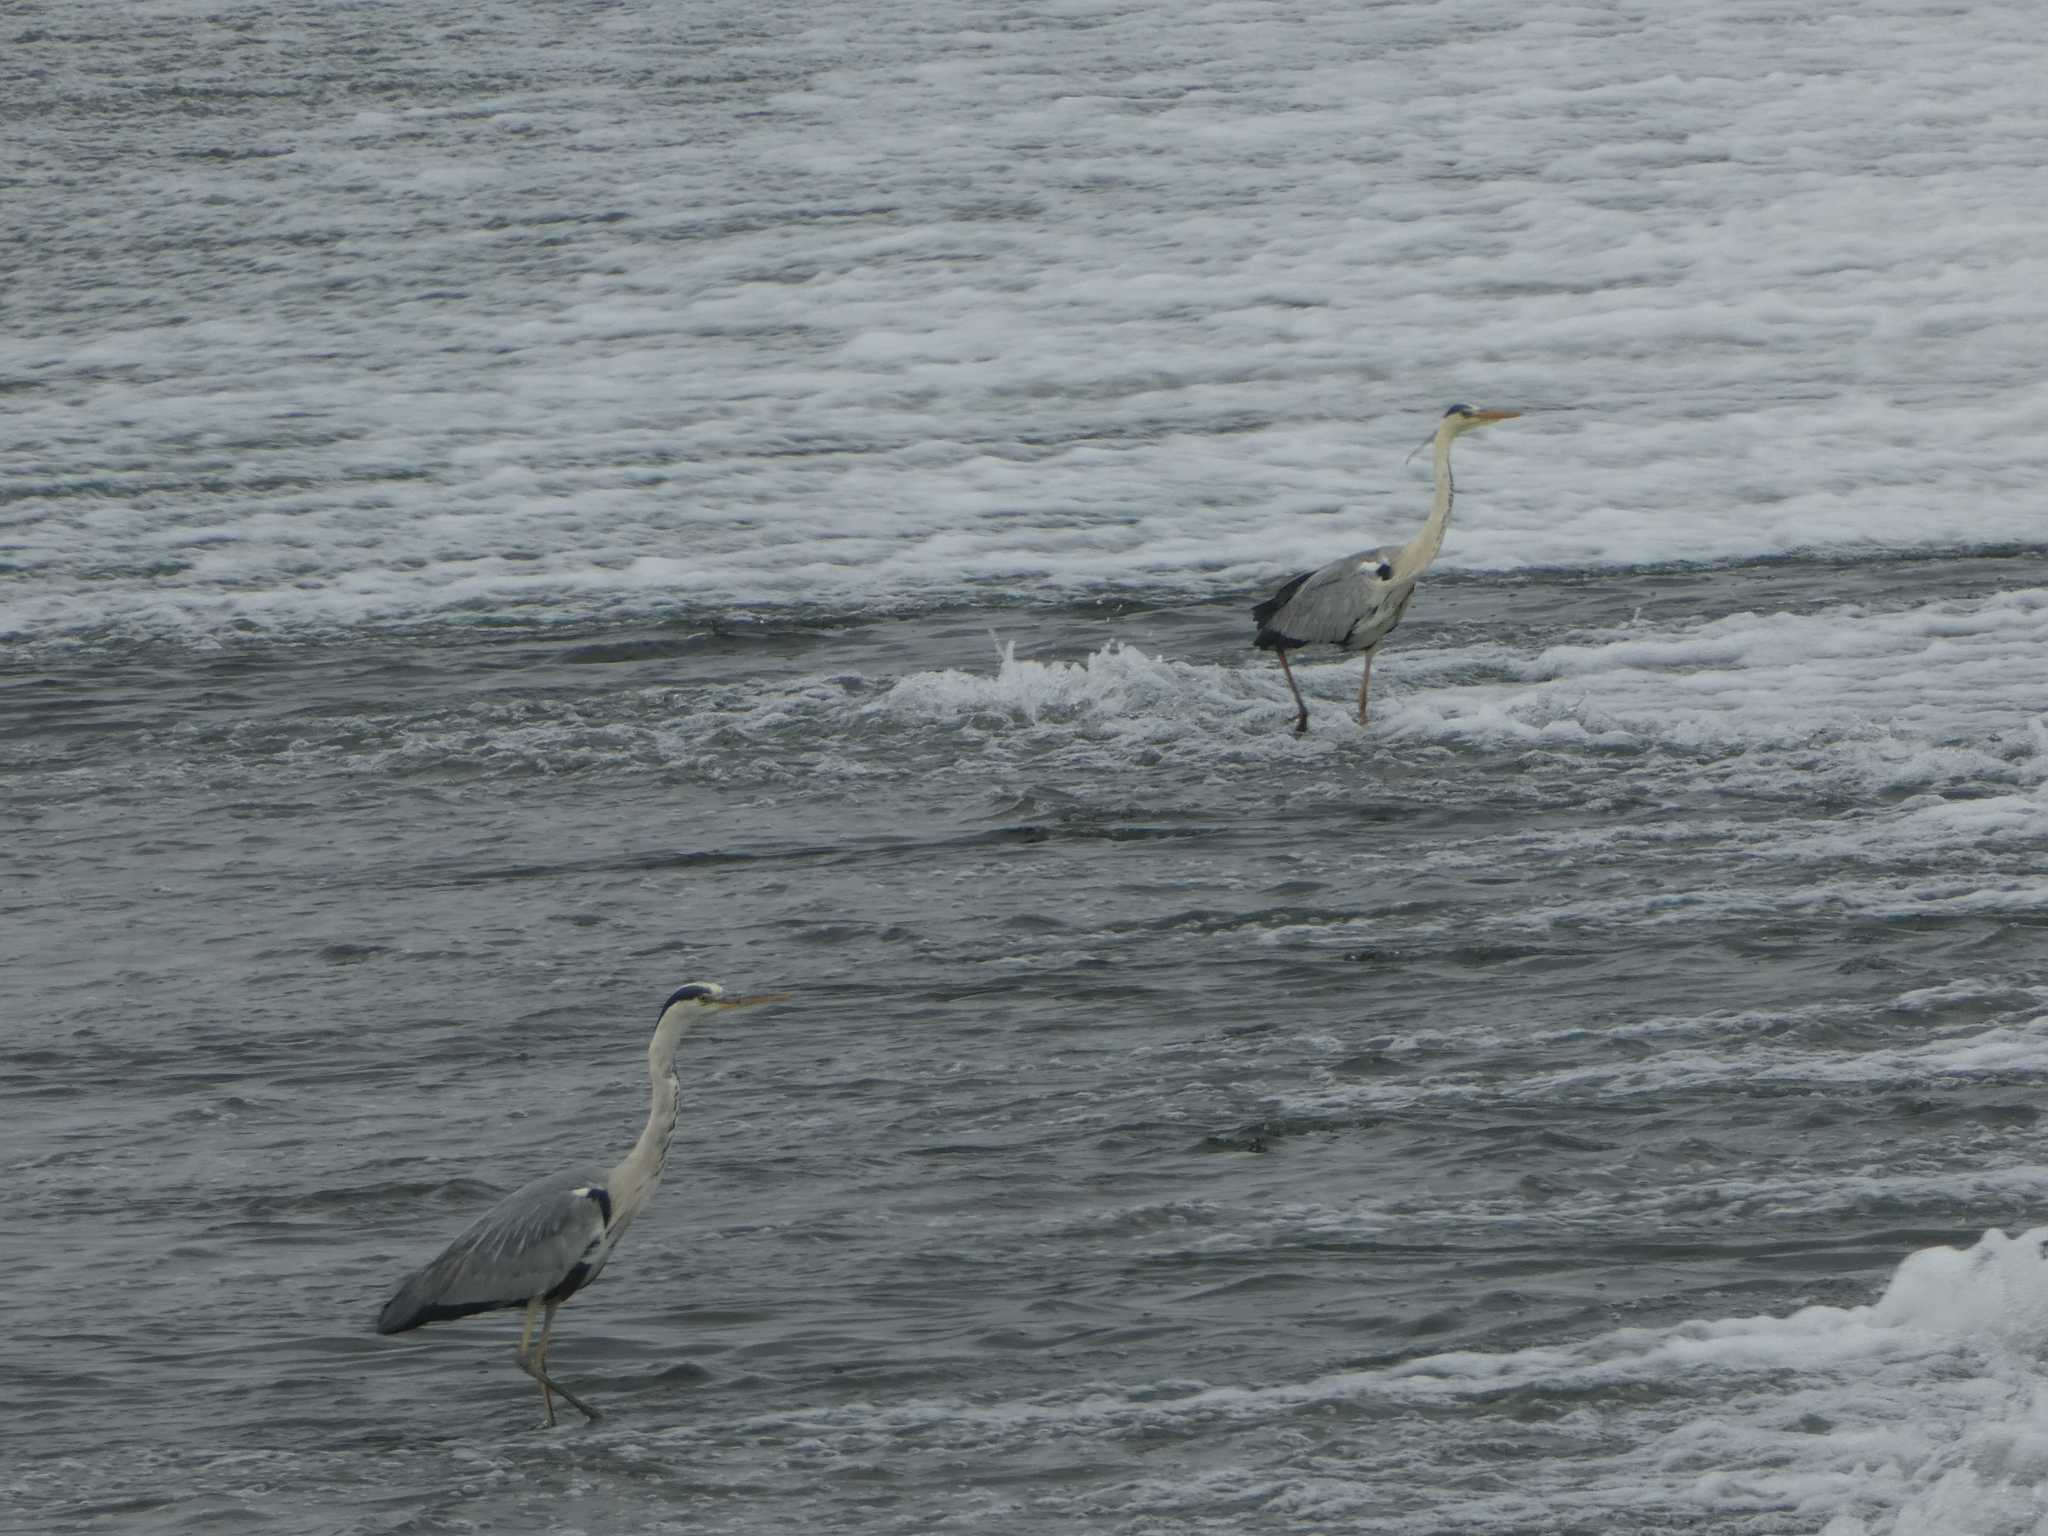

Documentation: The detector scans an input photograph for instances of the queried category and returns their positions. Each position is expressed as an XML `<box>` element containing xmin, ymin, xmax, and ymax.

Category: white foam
<box><xmin>637</xmin><ymin>1228</ymin><xmax>2048</xmax><ymax>1532</ymax></box>
<box><xmin>863</xmin><ymin>588</ymin><xmax>2048</xmax><ymax>831</ymax></box>
<box><xmin>873</xmin><ymin>639</ymin><xmax>1259</xmax><ymax>733</ymax></box>
<box><xmin>10</xmin><ymin>1</ymin><xmax>2048</xmax><ymax>641</ymax></box>
<box><xmin>53</xmin><ymin>583</ymin><xmax>2043</xmax><ymax>893</ymax></box>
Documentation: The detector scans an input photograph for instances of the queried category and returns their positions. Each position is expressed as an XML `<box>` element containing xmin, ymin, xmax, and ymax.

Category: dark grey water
<box><xmin>13</xmin><ymin>0</ymin><xmax>2048</xmax><ymax>1530</ymax></box>
<box><xmin>11</xmin><ymin>554</ymin><xmax>2048</xmax><ymax>1533</ymax></box>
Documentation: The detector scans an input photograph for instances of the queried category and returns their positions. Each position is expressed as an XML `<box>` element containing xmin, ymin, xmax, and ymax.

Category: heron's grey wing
<box><xmin>1251</xmin><ymin>568</ymin><xmax>1315</xmax><ymax>637</ymax></box>
<box><xmin>1264</xmin><ymin>554</ymin><xmax>1381</xmax><ymax>647</ymax></box>
<box><xmin>375</xmin><ymin>1168</ymin><xmax>610</xmax><ymax>1334</ymax></box>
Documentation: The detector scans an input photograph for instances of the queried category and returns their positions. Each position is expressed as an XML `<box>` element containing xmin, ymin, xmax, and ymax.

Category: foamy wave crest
<box><xmin>648</xmin><ymin>1229</ymin><xmax>2048</xmax><ymax>1533</ymax></box>
<box><xmin>876</xmin><ymin>639</ymin><xmax>1224</xmax><ymax>723</ymax></box>
<box><xmin>1402</xmin><ymin>587</ymin><xmax>2048</xmax><ymax>766</ymax></box>
<box><xmin>872</xmin><ymin>639</ymin><xmax>1301</xmax><ymax>745</ymax></box>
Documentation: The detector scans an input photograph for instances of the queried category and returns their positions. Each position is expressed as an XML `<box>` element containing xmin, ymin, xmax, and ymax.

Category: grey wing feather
<box><xmin>1267</xmin><ymin>553</ymin><xmax>1385</xmax><ymax>647</ymax></box>
<box><xmin>375</xmin><ymin>1168</ymin><xmax>610</xmax><ymax>1334</ymax></box>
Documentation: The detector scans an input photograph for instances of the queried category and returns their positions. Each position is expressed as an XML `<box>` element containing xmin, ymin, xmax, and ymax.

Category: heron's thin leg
<box><xmin>517</xmin><ymin>1297</ymin><xmax>603</xmax><ymax>1426</ymax></box>
<box><xmin>1356</xmin><ymin>653</ymin><xmax>1375</xmax><ymax>727</ymax></box>
<box><xmin>1274</xmin><ymin>649</ymin><xmax>1310</xmax><ymax>736</ymax></box>
<box><xmin>534</xmin><ymin>1303</ymin><xmax>556</xmax><ymax>1426</ymax></box>
<box><xmin>535</xmin><ymin>1300</ymin><xmax>584</xmax><ymax>1423</ymax></box>
<box><xmin>520</xmin><ymin>1302</ymin><xmax>561</xmax><ymax>1433</ymax></box>
<box><xmin>532</xmin><ymin>1302</ymin><xmax>565</xmax><ymax>1425</ymax></box>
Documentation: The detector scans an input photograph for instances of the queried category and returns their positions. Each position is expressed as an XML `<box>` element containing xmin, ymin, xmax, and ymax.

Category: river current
<box><xmin>8</xmin><ymin>2</ymin><xmax>2048</xmax><ymax>1533</ymax></box>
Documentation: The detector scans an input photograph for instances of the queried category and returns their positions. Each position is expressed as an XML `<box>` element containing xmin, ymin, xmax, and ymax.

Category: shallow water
<box><xmin>9</xmin><ymin>2</ymin><xmax>2048</xmax><ymax>1533</ymax></box>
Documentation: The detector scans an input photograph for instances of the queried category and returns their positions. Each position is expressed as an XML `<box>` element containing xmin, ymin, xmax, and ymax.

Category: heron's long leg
<box><xmin>1356</xmin><ymin>653</ymin><xmax>1375</xmax><ymax>727</ymax></box>
<box><xmin>534</xmin><ymin>1300</ymin><xmax>563</xmax><ymax>1426</ymax></box>
<box><xmin>1274</xmin><ymin>648</ymin><xmax>1310</xmax><ymax>736</ymax></box>
<box><xmin>535</xmin><ymin>1301</ymin><xmax>553</xmax><ymax>1376</ymax></box>
<box><xmin>518</xmin><ymin>1297</ymin><xmax>554</xmax><ymax>1428</ymax></box>
<box><xmin>517</xmin><ymin>1297</ymin><xmax>603</xmax><ymax>1426</ymax></box>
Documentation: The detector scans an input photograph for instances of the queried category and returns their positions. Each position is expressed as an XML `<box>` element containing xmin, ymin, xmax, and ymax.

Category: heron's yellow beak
<box><xmin>714</xmin><ymin>992</ymin><xmax>792</xmax><ymax>1009</ymax></box>
<box><xmin>1468</xmin><ymin>409</ymin><xmax>1520</xmax><ymax>423</ymax></box>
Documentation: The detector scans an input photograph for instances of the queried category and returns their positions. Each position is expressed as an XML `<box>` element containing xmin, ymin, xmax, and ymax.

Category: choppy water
<box><xmin>9</xmin><ymin>2</ymin><xmax>2048</xmax><ymax>1533</ymax></box>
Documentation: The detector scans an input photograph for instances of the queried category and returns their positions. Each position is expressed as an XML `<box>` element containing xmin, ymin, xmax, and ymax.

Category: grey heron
<box><xmin>1252</xmin><ymin>404</ymin><xmax>1519</xmax><ymax>734</ymax></box>
<box><xmin>373</xmin><ymin>981</ymin><xmax>789</xmax><ymax>1427</ymax></box>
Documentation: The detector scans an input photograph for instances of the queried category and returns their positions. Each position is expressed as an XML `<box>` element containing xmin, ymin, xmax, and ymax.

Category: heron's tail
<box><xmin>376</xmin><ymin>1280</ymin><xmax>430</xmax><ymax>1335</ymax></box>
<box><xmin>1251</xmin><ymin>571</ymin><xmax>1312</xmax><ymax>648</ymax></box>
<box><xmin>375</xmin><ymin>1279</ymin><xmax>507</xmax><ymax>1334</ymax></box>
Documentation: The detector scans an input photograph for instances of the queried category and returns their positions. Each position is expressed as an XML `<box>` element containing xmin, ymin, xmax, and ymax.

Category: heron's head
<box><xmin>659</xmin><ymin>981</ymin><xmax>791</xmax><ymax>1016</ymax></box>
<box><xmin>1441</xmin><ymin>403</ymin><xmax>1520</xmax><ymax>436</ymax></box>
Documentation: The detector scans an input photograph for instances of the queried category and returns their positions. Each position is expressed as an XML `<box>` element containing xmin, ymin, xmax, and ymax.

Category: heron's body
<box><xmin>374</xmin><ymin>1167</ymin><xmax>622</xmax><ymax>1334</ymax></box>
<box><xmin>1252</xmin><ymin>550</ymin><xmax>1417</xmax><ymax>656</ymax></box>
<box><xmin>373</xmin><ymin>982</ymin><xmax>785</xmax><ymax>1427</ymax></box>
<box><xmin>1252</xmin><ymin>405</ymin><xmax>1518</xmax><ymax>734</ymax></box>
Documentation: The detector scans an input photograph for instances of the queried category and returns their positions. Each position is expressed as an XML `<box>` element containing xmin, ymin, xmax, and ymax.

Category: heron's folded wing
<box><xmin>1251</xmin><ymin>569</ymin><xmax>1313</xmax><ymax>630</ymax></box>
<box><xmin>375</xmin><ymin>1168</ymin><xmax>610</xmax><ymax>1333</ymax></box>
<box><xmin>1267</xmin><ymin>556</ymin><xmax>1377</xmax><ymax>646</ymax></box>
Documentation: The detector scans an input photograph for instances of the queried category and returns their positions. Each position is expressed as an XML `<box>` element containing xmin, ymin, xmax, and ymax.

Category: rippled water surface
<box><xmin>9</xmin><ymin>2</ymin><xmax>2048</xmax><ymax>1533</ymax></box>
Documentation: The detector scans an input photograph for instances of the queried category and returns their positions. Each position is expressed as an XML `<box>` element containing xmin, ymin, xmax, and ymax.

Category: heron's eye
<box><xmin>1375</xmin><ymin>562</ymin><xmax>1393</xmax><ymax>580</ymax></box>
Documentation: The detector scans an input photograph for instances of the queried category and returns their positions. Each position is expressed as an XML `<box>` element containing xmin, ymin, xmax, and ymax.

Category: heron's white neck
<box><xmin>606</xmin><ymin>1005</ymin><xmax>692</xmax><ymax>1225</ymax></box>
<box><xmin>1392</xmin><ymin>427</ymin><xmax>1457</xmax><ymax>585</ymax></box>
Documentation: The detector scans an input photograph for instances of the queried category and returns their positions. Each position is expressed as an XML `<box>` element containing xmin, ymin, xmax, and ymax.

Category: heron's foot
<box><xmin>531</xmin><ymin>1385</ymin><xmax>600</xmax><ymax>1427</ymax></box>
<box><xmin>545</xmin><ymin>1373</ymin><xmax>602</xmax><ymax>1424</ymax></box>
<box><xmin>520</xmin><ymin>1352</ymin><xmax>603</xmax><ymax>1426</ymax></box>
<box><xmin>1292</xmin><ymin>713</ymin><xmax>1310</xmax><ymax>737</ymax></box>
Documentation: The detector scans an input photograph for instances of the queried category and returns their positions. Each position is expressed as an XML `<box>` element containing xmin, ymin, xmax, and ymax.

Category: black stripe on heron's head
<box><xmin>1443</xmin><ymin>403</ymin><xmax>1472</xmax><ymax>418</ymax></box>
<box><xmin>659</xmin><ymin>982</ymin><xmax>722</xmax><ymax>1014</ymax></box>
